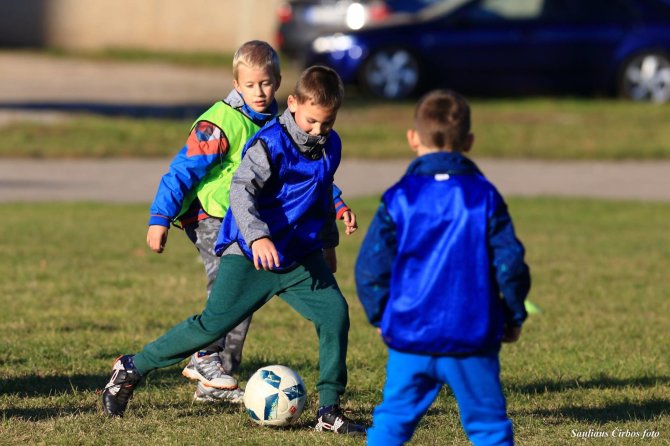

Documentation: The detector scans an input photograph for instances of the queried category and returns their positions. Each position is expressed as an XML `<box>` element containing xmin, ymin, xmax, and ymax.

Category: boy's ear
<box><xmin>232</xmin><ymin>78</ymin><xmax>240</xmax><ymax>91</ymax></box>
<box><xmin>406</xmin><ymin>129</ymin><xmax>420</xmax><ymax>153</ymax></box>
<box><xmin>287</xmin><ymin>94</ymin><xmax>298</xmax><ymax>113</ymax></box>
<box><xmin>274</xmin><ymin>75</ymin><xmax>282</xmax><ymax>91</ymax></box>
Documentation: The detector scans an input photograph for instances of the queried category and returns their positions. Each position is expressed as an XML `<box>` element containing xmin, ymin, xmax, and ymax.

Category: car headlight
<box><xmin>312</xmin><ymin>34</ymin><xmax>356</xmax><ymax>54</ymax></box>
<box><xmin>346</xmin><ymin>3</ymin><xmax>366</xmax><ymax>30</ymax></box>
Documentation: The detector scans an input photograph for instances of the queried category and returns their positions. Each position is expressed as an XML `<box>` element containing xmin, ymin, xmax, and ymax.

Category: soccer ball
<box><xmin>243</xmin><ymin>365</ymin><xmax>307</xmax><ymax>427</ymax></box>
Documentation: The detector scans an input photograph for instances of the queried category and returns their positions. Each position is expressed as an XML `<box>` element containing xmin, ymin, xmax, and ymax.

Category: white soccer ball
<box><xmin>243</xmin><ymin>364</ymin><xmax>307</xmax><ymax>427</ymax></box>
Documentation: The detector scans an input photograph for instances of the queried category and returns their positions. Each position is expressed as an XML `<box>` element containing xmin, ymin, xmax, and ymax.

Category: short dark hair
<box><xmin>414</xmin><ymin>89</ymin><xmax>471</xmax><ymax>151</ymax></box>
<box><xmin>293</xmin><ymin>65</ymin><xmax>344</xmax><ymax>110</ymax></box>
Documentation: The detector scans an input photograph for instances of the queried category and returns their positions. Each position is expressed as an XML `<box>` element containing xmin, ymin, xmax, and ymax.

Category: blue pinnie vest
<box><xmin>381</xmin><ymin>159</ymin><xmax>506</xmax><ymax>354</ymax></box>
<box><xmin>217</xmin><ymin>118</ymin><xmax>341</xmax><ymax>269</ymax></box>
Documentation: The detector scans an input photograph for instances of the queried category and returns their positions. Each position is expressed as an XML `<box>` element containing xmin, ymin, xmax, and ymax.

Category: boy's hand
<box><xmin>251</xmin><ymin>237</ymin><xmax>280</xmax><ymax>271</ymax></box>
<box><xmin>147</xmin><ymin>225</ymin><xmax>169</xmax><ymax>253</ymax></box>
<box><xmin>502</xmin><ymin>325</ymin><xmax>522</xmax><ymax>343</ymax></box>
<box><xmin>342</xmin><ymin>210</ymin><xmax>358</xmax><ymax>235</ymax></box>
<box><xmin>323</xmin><ymin>247</ymin><xmax>337</xmax><ymax>273</ymax></box>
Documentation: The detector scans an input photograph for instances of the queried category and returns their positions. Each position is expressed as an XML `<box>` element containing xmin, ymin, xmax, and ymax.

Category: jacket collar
<box><xmin>278</xmin><ymin>108</ymin><xmax>328</xmax><ymax>159</ymax></box>
<box><xmin>406</xmin><ymin>151</ymin><xmax>482</xmax><ymax>176</ymax></box>
<box><xmin>223</xmin><ymin>89</ymin><xmax>278</xmax><ymax>127</ymax></box>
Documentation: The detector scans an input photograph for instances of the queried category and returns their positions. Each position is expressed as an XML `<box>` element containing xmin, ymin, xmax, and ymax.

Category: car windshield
<box><xmin>418</xmin><ymin>0</ymin><xmax>473</xmax><ymax>20</ymax></box>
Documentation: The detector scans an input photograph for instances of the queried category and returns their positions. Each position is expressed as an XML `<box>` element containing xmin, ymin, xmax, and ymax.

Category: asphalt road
<box><xmin>1</xmin><ymin>157</ymin><xmax>669</xmax><ymax>203</ymax></box>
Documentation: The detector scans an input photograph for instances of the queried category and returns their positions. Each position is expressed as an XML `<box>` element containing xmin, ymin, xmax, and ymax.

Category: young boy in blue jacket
<box><xmin>355</xmin><ymin>89</ymin><xmax>530</xmax><ymax>446</ymax></box>
<box><xmin>101</xmin><ymin>66</ymin><xmax>365</xmax><ymax>434</ymax></box>
<box><xmin>142</xmin><ymin>41</ymin><xmax>356</xmax><ymax>404</ymax></box>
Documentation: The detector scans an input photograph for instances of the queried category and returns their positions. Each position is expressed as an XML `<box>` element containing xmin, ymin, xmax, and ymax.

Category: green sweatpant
<box><xmin>133</xmin><ymin>252</ymin><xmax>350</xmax><ymax>407</ymax></box>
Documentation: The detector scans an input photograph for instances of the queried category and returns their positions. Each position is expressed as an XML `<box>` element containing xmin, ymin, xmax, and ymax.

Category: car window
<box><xmin>543</xmin><ymin>0</ymin><xmax>637</xmax><ymax>22</ymax></box>
<box><xmin>457</xmin><ymin>0</ymin><xmax>544</xmax><ymax>23</ymax></box>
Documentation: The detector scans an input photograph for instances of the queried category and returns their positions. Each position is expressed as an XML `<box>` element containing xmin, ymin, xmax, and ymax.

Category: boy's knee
<box><xmin>191</xmin><ymin>313</ymin><xmax>233</xmax><ymax>339</ymax></box>
<box><xmin>325</xmin><ymin>301</ymin><xmax>350</xmax><ymax>332</ymax></box>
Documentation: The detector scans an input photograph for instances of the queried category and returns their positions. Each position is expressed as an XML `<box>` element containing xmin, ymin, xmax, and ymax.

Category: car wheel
<box><xmin>619</xmin><ymin>51</ymin><xmax>670</xmax><ymax>103</ymax></box>
<box><xmin>360</xmin><ymin>48</ymin><xmax>420</xmax><ymax>99</ymax></box>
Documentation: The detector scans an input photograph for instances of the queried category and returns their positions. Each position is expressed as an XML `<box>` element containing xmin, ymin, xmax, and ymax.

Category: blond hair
<box><xmin>293</xmin><ymin>65</ymin><xmax>344</xmax><ymax>110</ymax></box>
<box><xmin>232</xmin><ymin>40</ymin><xmax>281</xmax><ymax>82</ymax></box>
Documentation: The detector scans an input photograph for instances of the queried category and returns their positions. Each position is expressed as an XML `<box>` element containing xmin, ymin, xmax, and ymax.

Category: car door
<box><xmin>525</xmin><ymin>0</ymin><xmax>638</xmax><ymax>93</ymax></box>
<box><xmin>420</xmin><ymin>0</ymin><xmax>548</xmax><ymax>95</ymax></box>
<box><xmin>418</xmin><ymin>0</ymin><xmax>637</xmax><ymax>95</ymax></box>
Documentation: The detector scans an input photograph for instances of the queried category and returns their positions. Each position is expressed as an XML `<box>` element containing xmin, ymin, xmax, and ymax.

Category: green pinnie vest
<box><xmin>178</xmin><ymin>101</ymin><xmax>261</xmax><ymax>219</ymax></box>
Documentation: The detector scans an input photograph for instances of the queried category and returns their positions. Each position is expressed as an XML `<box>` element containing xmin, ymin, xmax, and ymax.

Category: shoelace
<box><xmin>197</xmin><ymin>357</ymin><xmax>227</xmax><ymax>378</ymax></box>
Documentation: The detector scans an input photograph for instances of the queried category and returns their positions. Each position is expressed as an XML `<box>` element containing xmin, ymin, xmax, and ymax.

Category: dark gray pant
<box><xmin>184</xmin><ymin>217</ymin><xmax>251</xmax><ymax>374</ymax></box>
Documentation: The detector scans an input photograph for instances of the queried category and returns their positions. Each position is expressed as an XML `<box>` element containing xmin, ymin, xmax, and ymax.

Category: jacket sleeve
<box><xmin>148</xmin><ymin>121</ymin><xmax>229</xmax><ymax>226</ymax></box>
<box><xmin>332</xmin><ymin>184</ymin><xmax>350</xmax><ymax>219</ymax></box>
<box><xmin>355</xmin><ymin>200</ymin><xmax>397</xmax><ymax>327</ymax></box>
<box><xmin>488</xmin><ymin>193</ymin><xmax>531</xmax><ymax>327</ymax></box>
<box><xmin>229</xmin><ymin>140</ymin><xmax>272</xmax><ymax>245</ymax></box>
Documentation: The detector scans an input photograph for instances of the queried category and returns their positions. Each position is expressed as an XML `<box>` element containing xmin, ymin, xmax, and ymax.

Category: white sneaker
<box><xmin>193</xmin><ymin>382</ymin><xmax>244</xmax><ymax>404</ymax></box>
<box><xmin>181</xmin><ymin>351</ymin><xmax>238</xmax><ymax>389</ymax></box>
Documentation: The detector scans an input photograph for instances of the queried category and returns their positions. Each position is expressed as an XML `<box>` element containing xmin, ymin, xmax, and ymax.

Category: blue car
<box><xmin>305</xmin><ymin>0</ymin><xmax>670</xmax><ymax>102</ymax></box>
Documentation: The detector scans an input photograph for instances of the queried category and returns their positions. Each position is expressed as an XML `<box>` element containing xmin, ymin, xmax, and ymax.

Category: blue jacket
<box><xmin>355</xmin><ymin>152</ymin><xmax>530</xmax><ymax>355</ymax></box>
<box><xmin>216</xmin><ymin>117</ymin><xmax>341</xmax><ymax>269</ymax></box>
<box><xmin>148</xmin><ymin>90</ymin><xmax>277</xmax><ymax>227</ymax></box>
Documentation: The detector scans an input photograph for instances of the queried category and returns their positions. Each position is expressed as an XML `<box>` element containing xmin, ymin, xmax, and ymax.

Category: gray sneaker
<box><xmin>182</xmin><ymin>351</ymin><xmax>238</xmax><ymax>389</ymax></box>
<box><xmin>193</xmin><ymin>382</ymin><xmax>245</xmax><ymax>404</ymax></box>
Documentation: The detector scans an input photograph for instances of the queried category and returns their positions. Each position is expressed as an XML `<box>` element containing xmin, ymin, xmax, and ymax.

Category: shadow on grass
<box><xmin>1</xmin><ymin>355</ymin><xmax>319</xmax><ymax>397</ymax></box>
<box><xmin>533</xmin><ymin>399</ymin><xmax>670</xmax><ymax>423</ymax></box>
<box><xmin>511</xmin><ymin>375</ymin><xmax>670</xmax><ymax>423</ymax></box>
<box><xmin>1</xmin><ymin>373</ymin><xmax>104</xmax><ymax>396</ymax></box>
<box><xmin>508</xmin><ymin>375</ymin><xmax>670</xmax><ymax>395</ymax></box>
<box><xmin>2</xmin><ymin>355</ymin><xmax>322</xmax><ymax>421</ymax></box>
<box><xmin>1</xmin><ymin>405</ymin><xmax>99</xmax><ymax>421</ymax></box>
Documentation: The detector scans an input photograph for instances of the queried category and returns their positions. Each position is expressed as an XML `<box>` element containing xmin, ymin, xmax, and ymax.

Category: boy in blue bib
<box><xmin>102</xmin><ymin>66</ymin><xmax>365</xmax><ymax>435</ymax></box>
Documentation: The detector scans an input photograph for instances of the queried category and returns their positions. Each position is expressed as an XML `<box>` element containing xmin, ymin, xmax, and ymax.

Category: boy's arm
<box><xmin>332</xmin><ymin>184</ymin><xmax>349</xmax><ymax>219</ymax></box>
<box><xmin>355</xmin><ymin>200</ymin><xmax>397</xmax><ymax>327</ymax></box>
<box><xmin>488</xmin><ymin>194</ymin><xmax>531</xmax><ymax>328</ymax></box>
<box><xmin>332</xmin><ymin>184</ymin><xmax>357</xmax><ymax>235</ymax></box>
<box><xmin>229</xmin><ymin>140</ymin><xmax>278</xmax><ymax>269</ymax></box>
<box><xmin>148</xmin><ymin>121</ymin><xmax>229</xmax><ymax>227</ymax></box>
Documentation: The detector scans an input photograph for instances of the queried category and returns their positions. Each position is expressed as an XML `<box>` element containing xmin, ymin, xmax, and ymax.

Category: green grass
<box><xmin>4</xmin><ymin>98</ymin><xmax>670</xmax><ymax>159</ymax></box>
<box><xmin>1</xmin><ymin>197</ymin><xmax>669</xmax><ymax>445</ymax></box>
<box><xmin>39</xmin><ymin>47</ymin><xmax>237</xmax><ymax>69</ymax></box>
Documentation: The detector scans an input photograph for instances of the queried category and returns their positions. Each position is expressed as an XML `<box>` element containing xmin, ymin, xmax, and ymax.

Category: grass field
<box><xmin>3</xmin><ymin>98</ymin><xmax>670</xmax><ymax>160</ymax></box>
<box><xmin>1</xmin><ymin>197</ymin><xmax>668</xmax><ymax>445</ymax></box>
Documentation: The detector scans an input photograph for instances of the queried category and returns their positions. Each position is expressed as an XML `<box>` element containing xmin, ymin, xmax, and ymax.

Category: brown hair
<box><xmin>293</xmin><ymin>65</ymin><xmax>344</xmax><ymax>110</ymax></box>
<box><xmin>414</xmin><ymin>89</ymin><xmax>471</xmax><ymax>151</ymax></box>
<box><xmin>232</xmin><ymin>40</ymin><xmax>281</xmax><ymax>82</ymax></box>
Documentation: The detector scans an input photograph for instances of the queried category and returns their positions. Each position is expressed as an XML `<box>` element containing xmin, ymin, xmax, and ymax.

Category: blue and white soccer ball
<box><xmin>243</xmin><ymin>365</ymin><xmax>307</xmax><ymax>427</ymax></box>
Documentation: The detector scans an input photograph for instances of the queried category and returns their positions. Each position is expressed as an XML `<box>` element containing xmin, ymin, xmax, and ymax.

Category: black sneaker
<box><xmin>315</xmin><ymin>405</ymin><xmax>367</xmax><ymax>435</ymax></box>
<box><xmin>102</xmin><ymin>355</ymin><xmax>142</xmax><ymax>417</ymax></box>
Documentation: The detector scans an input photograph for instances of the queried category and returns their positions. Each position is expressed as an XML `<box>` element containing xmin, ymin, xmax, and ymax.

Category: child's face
<box><xmin>287</xmin><ymin>95</ymin><xmax>338</xmax><ymax>136</ymax></box>
<box><xmin>233</xmin><ymin>65</ymin><xmax>280</xmax><ymax>113</ymax></box>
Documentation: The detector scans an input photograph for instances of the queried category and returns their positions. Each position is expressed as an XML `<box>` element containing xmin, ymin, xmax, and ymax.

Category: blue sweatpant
<box><xmin>367</xmin><ymin>349</ymin><xmax>514</xmax><ymax>446</ymax></box>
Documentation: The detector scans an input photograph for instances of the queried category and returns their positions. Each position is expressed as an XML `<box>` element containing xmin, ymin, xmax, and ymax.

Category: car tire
<box><xmin>360</xmin><ymin>48</ymin><xmax>421</xmax><ymax>99</ymax></box>
<box><xmin>619</xmin><ymin>51</ymin><xmax>670</xmax><ymax>103</ymax></box>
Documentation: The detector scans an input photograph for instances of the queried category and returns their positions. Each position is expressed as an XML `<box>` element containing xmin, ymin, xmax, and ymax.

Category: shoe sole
<box><xmin>181</xmin><ymin>367</ymin><xmax>238</xmax><ymax>390</ymax></box>
<box><xmin>192</xmin><ymin>393</ymin><xmax>244</xmax><ymax>404</ymax></box>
